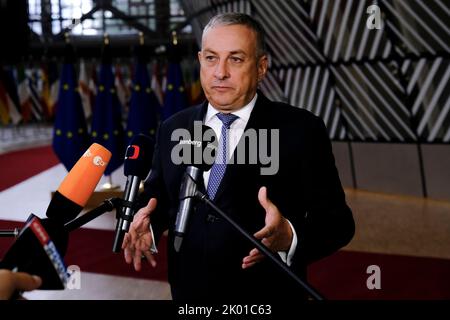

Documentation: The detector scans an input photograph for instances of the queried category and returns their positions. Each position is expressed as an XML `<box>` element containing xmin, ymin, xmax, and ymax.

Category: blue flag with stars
<box><xmin>125</xmin><ymin>62</ymin><xmax>159</xmax><ymax>144</ymax></box>
<box><xmin>90</xmin><ymin>63</ymin><xmax>125</xmax><ymax>176</ymax></box>
<box><xmin>52</xmin><ymin>63</ymin><xmax>89</xmax><ymax>171</ymax></box>
<box><xmin>161</xmin><ymin>62</ymin><xmax>188</xmax><ymax>121</ymax></box>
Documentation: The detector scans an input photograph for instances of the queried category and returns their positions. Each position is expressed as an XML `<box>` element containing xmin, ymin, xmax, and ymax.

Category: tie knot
<box><xmin>217</xmin><ymin>113</ymin><xmax>239</xmax><ymax>128</ymax></box>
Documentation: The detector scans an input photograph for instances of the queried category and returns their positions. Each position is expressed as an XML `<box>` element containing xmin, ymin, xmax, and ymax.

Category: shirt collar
<box><xmin>204</xmin><ymin>93</ymin><xmax>258</xmax><ymax>124</ymax></box>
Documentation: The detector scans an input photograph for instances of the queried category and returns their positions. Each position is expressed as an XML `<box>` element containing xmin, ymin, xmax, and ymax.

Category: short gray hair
<box><xmin>202</xmin><ymin>13</ymin><xmax>267</xmax><ymax>58</ymax></box>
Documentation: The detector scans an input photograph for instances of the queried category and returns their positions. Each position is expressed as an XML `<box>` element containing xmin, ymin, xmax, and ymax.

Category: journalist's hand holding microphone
<box><xmin>122</xmin><ymin>198</ymin><xmax>158</xmax><ymax>271</ymax></box>
<box><xmin>0</xmin><ymin>270</ymin><xmax>42</xmax><ymax>300</ymax></box>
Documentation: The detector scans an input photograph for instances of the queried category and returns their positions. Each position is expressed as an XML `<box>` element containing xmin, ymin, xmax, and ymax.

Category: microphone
<box><xmin>0</xmin><ymin>215</ymin><xmax>68</xmax><ymax>289</ymax></box>
<box><xmin>46</xmin><ymin>143</ymin><xmax>112</xmax><ymax>224</ymax></box>
<box><xmin>174</xmin><ymin>124</ymin><xmax>217</xmax><ymax>252</ymax></box>
<box><xmin>112</xmin><ymin>134</ymin><xmax>154</xmax><ymax>253</ymax></box>
<box><xmin>0</xmin><ymin>143</ymin><xmax>111</xmax><ymax>289</ymax></box>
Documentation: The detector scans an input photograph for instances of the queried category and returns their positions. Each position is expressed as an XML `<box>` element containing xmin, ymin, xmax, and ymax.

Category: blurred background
<box><xmin>0</xmin><ymin>0</ymin><xmax>449</xmax><ymax>300</ymax></box>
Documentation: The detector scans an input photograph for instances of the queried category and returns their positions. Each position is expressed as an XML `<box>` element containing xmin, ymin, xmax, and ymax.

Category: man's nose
<box><xmin>214</xmin><ymin>59</ymin><xmax>229</xmax><ymax>80</ymax></box>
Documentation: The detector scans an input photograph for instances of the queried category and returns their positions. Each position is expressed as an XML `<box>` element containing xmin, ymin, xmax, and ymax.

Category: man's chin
<box><xmin>210</xmin><ymin>101</ymin><xmax>238</xmax><ymax>111</ymax></box>
<box><xmin>209</xmin><ymin>96</ymin><xmax>236</xmax><ymax>110</ymax></box>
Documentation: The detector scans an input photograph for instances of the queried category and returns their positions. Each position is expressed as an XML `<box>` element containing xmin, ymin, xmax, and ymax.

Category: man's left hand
<box><xmin>242</xmin><ymin>186</ymin><xmax>293</xmax><ymax>269</ymax></box>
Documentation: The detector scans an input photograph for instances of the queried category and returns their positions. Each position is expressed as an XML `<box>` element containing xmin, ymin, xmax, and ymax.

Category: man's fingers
<box><xmin>139</xmin><ymin>198</ymin><xmax>157</xmax><ymax>218</ymax></box>
<box><xmin>0</xmin><ymin>270</ymin><xmax>42</xmax><ymax>299</ymax></box>
<box><xmin>142</xmin><ymin>250</ymin><xmax>157</xmax><ymax>268</ymax></box>
<box><xmin>122</xmin><ymin>198</ymin><xmax>158</xmax><ymax>271</ymax></box>
<box><xmin>133</xmin><ymin>248</ymin><xmax>143</xmax><ymax>271</ymax></box>
<box><xmin>128</xmin><ymin>226</ymin><xmax>139</xmax><ymax>246</ymax></box>
<box><xmin>261</xmin><ymin>237</ymin><xmax>272</xmax><ymax>248</ymax></box>
<box><xmin>254</xmin><ymin>226</ymin><xmax>272</xmax><ymax>239</ymax></box>
<box><xmin>124</xmin><ymin>248</ymin><xmax>132</xmax><ymax>264</ymax></box>
<box><xmin>123</xmin><ymin>234</ymin><xmax>130</xmax><ymax>262</ymax></box>
<box><xmin>145</xmin><ymin>198</ymin><xmax>157</xmax><ymax>214</ymax></box>
<box><xmin>242</xmin><ymin>262</ymin><xmax>256</xmax><ymax>269</ymax></box>
<box><xmin>258</xmin><ymin>186</ymin><xmax>270</xmax><ymax>210</ymax></box>
<box><xmin>122</xmin><ymin>233</ymin><xmax>130</xmax><ymax>250</ymax></box>
<box><xmin>242</xmin><ymin>248</ymin><xmax>264</xmax><ymax>269</ymax></box>
<box><xmin>242</xmin><ymin>253</ymin><xmax>265</xmax><ymax>269</ymax></box>
<box><xmin>138</xmin><ymin>239</ymin><xmax>152</xmax><ymax>254</ymax></box>
<box><xmin>242</xmin><ymin>253</ymin><xmax>264</xmax><ymax>264</ymax></box>
<box><xmin>129</xmin><ymin>198</ymin><xmax>157</xmax><ymax>243</ymax></box>
<box><xmin>13</xmin><ymin>272</ymin><xmax>42</xmax><ymax>291</ymax></box>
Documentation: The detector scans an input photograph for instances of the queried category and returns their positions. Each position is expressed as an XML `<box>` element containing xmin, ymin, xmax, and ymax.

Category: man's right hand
<box><xmin>122</xmin><ymin>198</ymin><xmax>157</xmax><ymax>271</ymax></box>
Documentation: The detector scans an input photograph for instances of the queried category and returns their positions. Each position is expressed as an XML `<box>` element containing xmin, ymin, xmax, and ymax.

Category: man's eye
<box><xmin>205</xmin><ymin>56</ymin><xmax>217</xmax><ymax>61</ymax></box>
<box><xmin>230</xmin><ymin>57</ymin><xmax>243</xmax><ymax>63</ymax></box>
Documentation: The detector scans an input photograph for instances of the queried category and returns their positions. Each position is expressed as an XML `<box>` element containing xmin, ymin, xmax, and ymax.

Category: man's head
<box><xmin>198</xmin><ymin>13</ymin><xmax>268</xmax><ymax>112</ymax></box>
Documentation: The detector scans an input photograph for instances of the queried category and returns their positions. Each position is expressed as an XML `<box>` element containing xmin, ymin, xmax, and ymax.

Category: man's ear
<box><xmin>198</xmin><ymin>51</ymin><xmax>202</xmax><ymax>64</ymax></box>
<box><xmin>257</xmin><ymin>55</ymin><xmax>268</xmax><ymax>82</ymax></box>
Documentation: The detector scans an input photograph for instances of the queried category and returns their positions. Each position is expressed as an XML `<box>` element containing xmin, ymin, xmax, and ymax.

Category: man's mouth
<box><xmin>212</xmin><ymin>86</ymin><xmax>232</xmax><ymax>92</ymax></box>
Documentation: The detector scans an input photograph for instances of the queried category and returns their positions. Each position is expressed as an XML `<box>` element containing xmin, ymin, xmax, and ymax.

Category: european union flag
<box><xmin>90</xmin><ymin>58</ymin><xmax>125</xmax><ymax>176</ymax></box>
<box><xmin>125</xmin><ymin>62</ymin><xmax>159</xmax><ymax>144</ymax></box>
<box><xmin>161</xmin><ymin>62</ymin><xmax>188</xmax><ymax>121</ymax></box>
<box><xmin>52</xmin><ymin>62</ymin><xmax>89</xmax><ymax>171</ymax></box>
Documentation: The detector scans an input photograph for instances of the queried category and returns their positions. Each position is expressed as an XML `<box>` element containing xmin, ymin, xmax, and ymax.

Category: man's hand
<box><xmin>122</xmin><ymin>198</ymin><xmax>157</xmax><ymax>271</ymax></box>
<box><xmin>0</xmin><ymin>269</ymin><xmax>42</xmax><ymax>300</ymax></box>
<box><xmin>242</xmin><ymin>186</ymin><xmax>293</xmax><ymax>269</ymax></box>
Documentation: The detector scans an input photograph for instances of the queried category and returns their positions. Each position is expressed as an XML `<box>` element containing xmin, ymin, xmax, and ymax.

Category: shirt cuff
<box><xmin>277</xmin><ymin>219</ymin><xmax>297</xmax><ymax>266</ymax></box>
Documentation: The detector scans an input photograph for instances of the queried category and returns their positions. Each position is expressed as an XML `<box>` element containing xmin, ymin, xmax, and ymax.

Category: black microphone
<box><xmin>0</xmin><ymin>215</ymin><xmax>68</xmax><ymax>289</ymax></box>
<box><xmin>174</xmin><ymin>124</ymin><xmax>217</xmax><ymax>252</ymax></box>
<box><xmin>112</xmin><ymin>134</ymin><xmax>154</xmax><ymax>253</ymax></box>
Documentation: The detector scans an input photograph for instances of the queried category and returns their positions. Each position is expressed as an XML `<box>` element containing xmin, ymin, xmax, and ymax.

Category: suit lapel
<box><xmin>168</xmin><ymin>102</ymin><xmax>208</xmax><ymax>195</ymax></box>
<box><xmin>192</xmin><ymin>101</ymin><xmax>208</xmax><ymax>193</ymax></box>
<box><xmin>193</xmin><ymin>101</ymin><xmax>208</xmax><ymax>122</ymax></box>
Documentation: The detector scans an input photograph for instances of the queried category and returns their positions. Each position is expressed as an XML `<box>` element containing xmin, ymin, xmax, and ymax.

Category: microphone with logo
<box><xmin>112</xmin><ymin>134</ymin><xmax>154</xmax><ymax>253</ymax></box>
<box><xmin>47</xmin><ymin>143</ymin><xmax>112</xmax><ymax>224</ymax></box>
<box><xmin>0</xmin><ymin>143</ymin><xmax>111</xmax><ymax>289</ymax></box>
<box><xmin>174</xmin><ymin>124</ymin><xmax>217</xmax><ymax>252</ymax></box>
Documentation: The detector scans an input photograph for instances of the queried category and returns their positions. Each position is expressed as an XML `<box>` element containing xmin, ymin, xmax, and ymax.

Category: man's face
<box><xmin>198</xmin><ymin>24</ymin><xmax>268</xmax><ymax>112</ymax></box>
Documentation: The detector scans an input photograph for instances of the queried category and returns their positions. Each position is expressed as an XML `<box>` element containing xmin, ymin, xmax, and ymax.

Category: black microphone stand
<box><xmin>1</xmin><ymin>198</ymin><xmax>127</xmax><ymax>297</ymax></box>
<box><xmin>195</xmin><ymin>190</ymin><xmax>325</xmax><ymax>301</ymax></box>
<box><xmin>1</xmin><ymin>198</ymin><xmax>130</xmax><ymax>239</ymax></box>
<box><xmin>64</xmin><ymin>197</ymin><xmax>127</xmax><ymax>232</ymax></box>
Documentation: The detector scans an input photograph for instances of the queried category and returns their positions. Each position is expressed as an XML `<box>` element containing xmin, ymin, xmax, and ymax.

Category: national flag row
<box><xmin>0</xmin><ymin>55</ymin><xmax>203</xmax><ymax>176</ymax></box>
<box><xmin>50</xmin><ymin>56</ymin><xmax>203</xmax><ymax>176</ymax></box>
<box><xmin>0</xmin><ymin>60</ymin><xmax>203</xmax><ymax>127</ymax></box>
<box><xmin>0</xmin><ymin>65</ymin><xmax>59</xmax><ymax>125</ymax></box>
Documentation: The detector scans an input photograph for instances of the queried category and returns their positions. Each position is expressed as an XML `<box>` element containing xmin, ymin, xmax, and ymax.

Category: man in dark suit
<box><xmin>122</xmin><ymin>13</ymin><xmax>354</xmax><ymax>301</ymax></box>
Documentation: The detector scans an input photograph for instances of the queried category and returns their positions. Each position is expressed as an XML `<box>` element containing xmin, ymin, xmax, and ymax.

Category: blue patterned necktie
<box><xmin>207</xmin><ymin>113</ymin><xmax>239</xmax><ymax>200</ymax></box>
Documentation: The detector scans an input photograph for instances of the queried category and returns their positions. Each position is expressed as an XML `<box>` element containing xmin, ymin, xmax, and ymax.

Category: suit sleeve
<box><xmin>134</xmin><ymin>123</ymin><xmax>170</xmax><ymax>245</ymax></box>
<box><xmin>293</xmin><ymin>117</ymin><xmax>355</xmax><ymax>266</ymax></box>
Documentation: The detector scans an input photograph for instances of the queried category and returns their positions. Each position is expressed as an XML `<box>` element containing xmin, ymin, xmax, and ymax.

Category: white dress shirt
<box><xmin>202</xmin><ymin>93</ymin><xmax>298</xmax><ymax>266</ymax></box>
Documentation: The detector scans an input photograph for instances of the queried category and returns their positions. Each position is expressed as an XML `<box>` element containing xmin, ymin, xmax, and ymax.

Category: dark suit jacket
<box><xmin>138</xmin><ymin>93</ymin><xmax>355</xmax><ymax>302</ymax></box>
